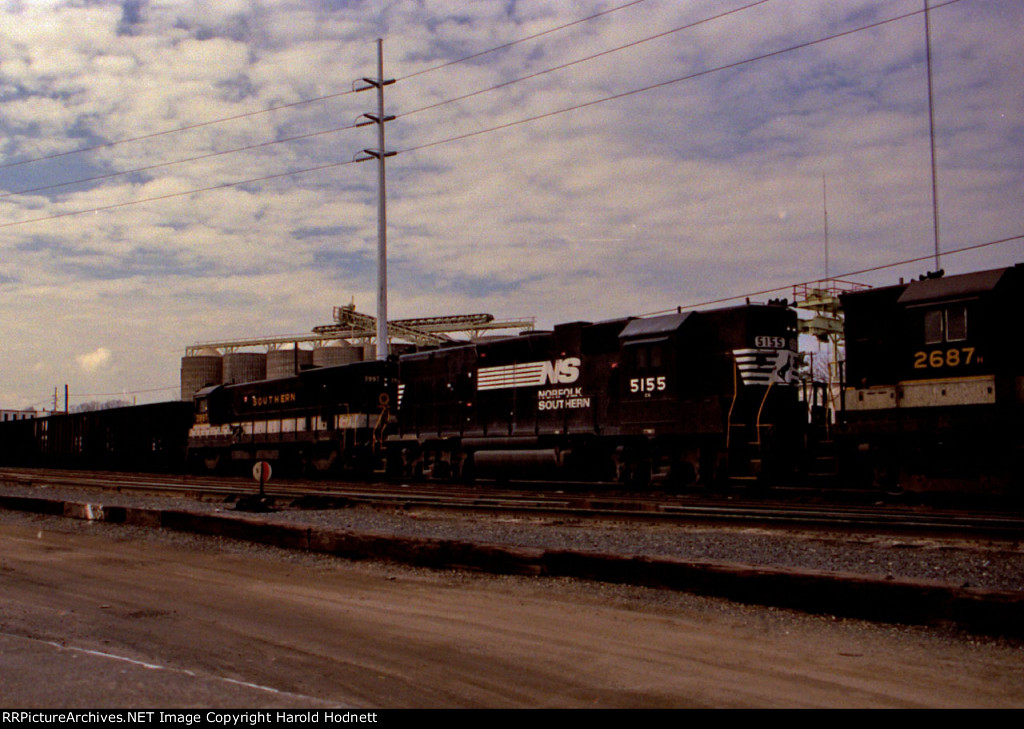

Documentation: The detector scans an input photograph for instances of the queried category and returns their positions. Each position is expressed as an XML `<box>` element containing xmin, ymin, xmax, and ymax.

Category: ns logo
<box><xmin>541</xmin><ymin>357</ymin><xmax>581</xmax><ymax>384</ymax></box>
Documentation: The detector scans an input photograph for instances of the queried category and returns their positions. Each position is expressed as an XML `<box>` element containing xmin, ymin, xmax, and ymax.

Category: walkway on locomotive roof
<box><xmin>1</xmin><ymin>486</ymin><xmax>1022</xmax><ymax>640</ymax></box>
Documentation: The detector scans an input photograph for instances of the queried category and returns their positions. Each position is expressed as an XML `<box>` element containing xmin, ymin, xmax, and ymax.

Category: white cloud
<box><xmin>76</xmin><ymin>347</ymin><xmax>113</xmax><ymax>373</ymax></box>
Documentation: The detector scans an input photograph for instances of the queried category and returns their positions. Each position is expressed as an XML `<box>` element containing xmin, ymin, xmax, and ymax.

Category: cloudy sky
<box><xmin>1</xmin><ymin>0</ymin><xmax>1021</xmax><ymax>409</ymax></box>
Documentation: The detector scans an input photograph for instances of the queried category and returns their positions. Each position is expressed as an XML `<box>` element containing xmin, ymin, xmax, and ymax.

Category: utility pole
<box><xmin>355</xmin><ymin>39</ymin><xmax>396</xmax><ymax>360</ymax></box>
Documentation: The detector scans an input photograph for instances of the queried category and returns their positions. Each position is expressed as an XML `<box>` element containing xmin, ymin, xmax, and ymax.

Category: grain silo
<box><xmin>180</xmin><ymin>349</ymin><xmax>222</xmax><ymax>401</ymax></box>
<box><xmin>312</xmin><ymin>342</ymin><xmax>363</xmax><ymax>367</ymax></box>
<box><xmin>267</xmin><ymin>347</ymin><xmax>313</xmax><ymax>378</ymax></box>
<box><xmin>222</xmin><ymin>352</ymin><xmax>267</xmax><ymax>385</ymax></box>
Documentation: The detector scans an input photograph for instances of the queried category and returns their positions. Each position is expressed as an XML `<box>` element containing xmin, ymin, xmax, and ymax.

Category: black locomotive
<box><xmin>2</xmin><ymin>263</ymin><xmax>1021</xmax><ymax>495</ymax></box>
<box><xmin>840</xmin><ymin>263</ymin><xmax>1023</xmax><ymax>494</ymax></box>
<box><xmin>390</xmin><ymin>302</ymin><xmax>799</xmax><ymax>486</ymax></box>
<box><xmin>188</xmin><ymin>358</ymin><xmax>397</xmax><ymax>475</ymax></box>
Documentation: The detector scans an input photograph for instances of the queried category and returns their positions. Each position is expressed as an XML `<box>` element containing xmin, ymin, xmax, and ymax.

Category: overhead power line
<box><xmin>0</xmin><ymin>89</ymin><xmax>361</xmax><ymax>173</ymax></box>
<box><xmin>642</xmin><ymin>233</ymin><xmax>1024</xmax><ymax>317</ymax></box>
<box><xmin>399</xmin><ymin>0</ymin><xmax>772</xmax><ymax>121</ymax></box>
<box><xmin>4</xmin><ymin>2</ymin><xmax>765</xmax><ymax>203</ymax></box>
<box><xmin>400</xmin><ymin>0</ymin><xmax>965</xmax><ymax>156</ymax></box>
<box><xmin>0</xmin><ymin>0</ymin><xmax>969</xmax><ymax>236</ymax></box>
<box><xmin>69</xmin><ymin>385</ymin><xmax>179</xmax><ymax>399</ymax></box>
<box><xmin>397</xmin><ymin>0</ymin><xmax>648</xmax><ymax>81</ymax></box>
<box><xmin>0</xmin><ymin>1</ymin><xmax>648</xmax><ymax>174</ymax></box>
<box><xmin>0</xmin><ymin>158</ymin><xmax>360</xmax><ymax>230</ymax></box>
<box><xmin>0</xmin><ymin>121</ymin><xmax>363</xmax><ymax>201</ymax></box>
<box><xmin>0</xmin><ymin>2</ymin><xmax>757</xmax><ymax>204</ymax></box>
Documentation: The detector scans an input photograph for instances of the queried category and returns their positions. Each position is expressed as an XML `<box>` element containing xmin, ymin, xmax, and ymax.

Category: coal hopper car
<box><xmin>0</xmin><ymin>401</ymin><xmax>193</xmax><ymax>471</ymax></box>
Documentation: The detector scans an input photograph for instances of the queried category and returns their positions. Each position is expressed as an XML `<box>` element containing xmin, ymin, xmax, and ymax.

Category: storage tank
<box><xmin>222</xmin><ymin>352</ymin><xmax>267</xmax><ymax>385</ymax></box>
<box><xmin>267</xmin><ymin>347</ymin><xmax>313</xmax><ymax>378</ymax></box>
<box><xmin>312</xmin><ymin>343</ymin><xmax>363</xmax><ymax>367</ymax></box>
<box><xmin>180</xmin><ymin>349</ymin><xmax>222</xmax><ymax>401</ymax></box>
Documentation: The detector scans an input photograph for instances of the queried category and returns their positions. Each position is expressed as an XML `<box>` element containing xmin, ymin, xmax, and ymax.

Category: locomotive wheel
<box><xmin>668</xmin><ymin>460</ymin><xmax>697</xmax><ymax>489</ymax></box>
<box><xmin>203</xmin><ymin>452</ymin><xmax>222</xmax><ymax>472</ymax></box>
<box><xmin>385</xmin><ymin>449</ymin><xmax>406</xmax><ymax>479</ymax></box>
<box><xmin>432</xmin><ymin>458</ymin><xmax>452</xmax><ymax>480</ymax></box>
<box><xmin>699</xmin><ymin>450</ymin><xmax>728</xmax><ymax>490</ymax></box>
<box><xmin>308</xmin><ymin>444</ymin><xmax>339</xmax><ymax>474</ymax></box>
<box><xmin>624</xmin><ymin>460</ymin><xmax>652</xmax><ymax>489</ymax></box>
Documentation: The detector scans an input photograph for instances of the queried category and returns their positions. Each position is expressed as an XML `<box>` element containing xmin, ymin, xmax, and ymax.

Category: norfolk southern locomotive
<box><xmin>2</xmin><ymin>263</ymin><xmax>1021</xmax><ymax>494</ymax></box>
<box><xmin>388</xmin><ymin>303</ymin><xmax>798</xmax><ymax>485</ymax></box>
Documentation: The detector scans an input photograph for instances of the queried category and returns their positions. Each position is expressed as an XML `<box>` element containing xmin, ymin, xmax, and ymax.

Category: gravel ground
<box><xmin>2</xmin><ymin>480</ymin><xmax>1023</xmax><ymax>592</ymax></box>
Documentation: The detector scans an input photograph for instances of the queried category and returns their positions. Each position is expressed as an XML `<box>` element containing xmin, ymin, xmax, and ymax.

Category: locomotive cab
<box><xmin>616</xmin><ymin>303</ymin><xmax>800</xmax><ymax>485</ymax></box>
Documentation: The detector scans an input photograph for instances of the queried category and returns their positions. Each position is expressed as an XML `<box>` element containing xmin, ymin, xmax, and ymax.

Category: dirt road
<box><xmin>1</xmin><ymin>515</ymin><xmax>1022</xmax><ymax>708</ymax></box>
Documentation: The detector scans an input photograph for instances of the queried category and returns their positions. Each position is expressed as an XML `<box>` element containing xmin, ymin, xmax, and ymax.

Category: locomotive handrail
<box><xmin>373</xmin><ymin>404</ymin><xmax>389</xmax><ymax>451</ymax></box>
<box><xmin>725</xmin><ymin>357</ymin><xmax>740</xmax><ymax>450</ymax></box>
<box><xmin>754</xmin><ymin>379</ymin><xmax>775</xmax><ymax>447</ymax></box>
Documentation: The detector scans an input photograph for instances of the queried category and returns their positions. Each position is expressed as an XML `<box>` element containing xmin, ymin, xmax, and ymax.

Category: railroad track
<box><xmin>2</xmin><ymin>467</ymin><xmax>1023</xmax><ymax>540</ymax></box>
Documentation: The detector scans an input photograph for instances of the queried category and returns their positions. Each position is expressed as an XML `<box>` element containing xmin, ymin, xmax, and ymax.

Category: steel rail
<box><xmin>2</xmin><ymin>467</ymin><xmax>1022</xmax><ymax>540</ymax></box>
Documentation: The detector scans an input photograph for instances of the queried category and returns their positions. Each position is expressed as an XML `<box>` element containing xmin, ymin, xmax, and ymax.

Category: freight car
<box><xmin>390</xmin><ymin>301</ymin><xmax>801</xmax><ymax>486</ymax></box>
<box><xmin>840</xmin><ymin>263</ymin><xmax>1024</xmax><ymax>494</ymax></box>
<box><xmin>0</xmin><ymin>401</ymin><xmax>193</xmax><ymax>472</ymax></box>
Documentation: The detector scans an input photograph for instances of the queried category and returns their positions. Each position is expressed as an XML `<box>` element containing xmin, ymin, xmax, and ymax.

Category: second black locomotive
<box><xmin>390</xmin><ymin>302</ymin><xmax>799</xmax><ymax>485</ymax></box>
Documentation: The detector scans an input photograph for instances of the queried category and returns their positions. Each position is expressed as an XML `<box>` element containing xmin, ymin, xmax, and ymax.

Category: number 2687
<box><xmin>913</xmin><ymin>347</ymin><xmax>975</xmax><ymax>369</ymax></box>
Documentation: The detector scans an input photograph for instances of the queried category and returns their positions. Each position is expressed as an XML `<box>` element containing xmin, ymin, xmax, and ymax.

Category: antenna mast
<box><xmin>822</xmin><ymin>173</ymin><xmax>830</xmax><ymax>281</ymax></box>
<box><xmin>924</xmin><ymin>0</ymin><xmax>942</xmax><ymax>272</ymax></box>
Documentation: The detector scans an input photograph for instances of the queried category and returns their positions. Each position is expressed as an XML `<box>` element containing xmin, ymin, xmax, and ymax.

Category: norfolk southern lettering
<box><xmin>537</xmin><ymin>386</ymin><xmax>591</xmax><ymax>411</ymax></box>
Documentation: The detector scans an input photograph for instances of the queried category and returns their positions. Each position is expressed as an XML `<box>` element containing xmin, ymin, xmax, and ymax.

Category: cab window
<box><xmin>630</xmin><ymin>342</ymin><xmax>663</xmax><ymax>370</ymax></box>
<box><xmin>946</xmin><ymin>305</ymin><xmax>967</xmax><ymax>341</ymax></box>
<box><xmin>923</xmin><ymin>304</ymin><xmax>968</xmax><ymax>344</ymax></box>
